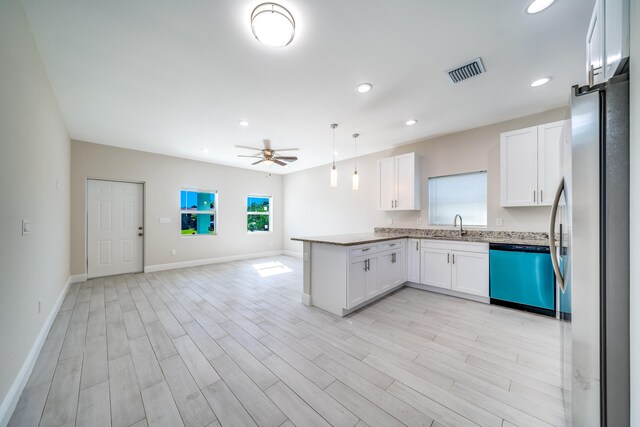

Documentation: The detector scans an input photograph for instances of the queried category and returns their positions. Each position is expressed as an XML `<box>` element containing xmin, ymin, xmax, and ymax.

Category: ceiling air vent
<box><xmin>446</xmin><ymin>58</ymin><xmax>486</xmax><ymax>84</ymax></box>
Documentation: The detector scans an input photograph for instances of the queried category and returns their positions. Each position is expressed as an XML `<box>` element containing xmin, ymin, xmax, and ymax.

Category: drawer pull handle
<box><xmin>362</xmin><ymin>248</ymin><xmax>370</xmax><ymax>252</ymax></box>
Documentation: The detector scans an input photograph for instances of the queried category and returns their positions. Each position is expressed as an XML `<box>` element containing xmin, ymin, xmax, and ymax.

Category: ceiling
<box><xmin>21</xmin><ymin>0</ymin><xmax>593</xmax><ymax>174</ymax></box>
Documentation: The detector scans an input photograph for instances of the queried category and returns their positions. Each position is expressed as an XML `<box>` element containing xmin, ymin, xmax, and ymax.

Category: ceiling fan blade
<box><xmin>235</xmin><ymin>145</ymin><xmax>264</xmax><ymax>151</ymax></box>
<box><xmin>263</xmin><ymin>139</ymin><xmax>271</xmax><ymax>150</ymax></box>
<box><xmin>274</xmin><ymin>156</ymin><xmax>298</xmax><ymax>162</ymax></box>
<box><xmin>273</xmin><ymin>159</ymin><xmax>287</xmax><ymax>166</ymax></box>
<box><xmin>273</xmin><ymin>148</ymin><xmax>299</xmax><ymax>151</ymax></box>
<box><xmin>237</xmin><ymin>155</ymin><xmax>263</xmax><ymax>158</ymax></box>
<box><xmin>251</xmin><ymin>159</ymin><xmax>265</xmax><ymax>165</ymax></box>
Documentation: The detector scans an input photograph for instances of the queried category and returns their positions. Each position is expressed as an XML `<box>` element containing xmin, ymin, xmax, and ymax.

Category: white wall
<box><xmin>283</xmin><ymin>108</ymin><xmax>566</xmax><ymax>253</ymax></box>
<box><xmin>0</xmin><ymin>0</ymin><xmax>71</xmax><ymax>421</ymax></box>
<box><xmin>70</xmin><ymin>140</ymin><xmax>284</xmax><ymax>274</ymax></box>
<box><xmin>629</xmin><ymin>0</ymin><xmax>639</xmax><ymax>422</ymax></box>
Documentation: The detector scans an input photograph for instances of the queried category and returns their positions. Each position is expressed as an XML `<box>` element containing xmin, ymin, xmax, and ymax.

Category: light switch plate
<box><xmin>171</xmin><ymin>249</ymin><xmax>176</xmax><ymax>255</ymax></box>
<box><xmin>416</xmin><ymin>218</ymin><xmax>422</xmax><ymax>225</ymax></box>
<box><xmin>496</xmin><ymin>218</ymin><xmax>504</xmax><ymax>226</ymax></box>
<box><xmin>22</xmin><ymin>219</ymin><xmax>31</xmax><ymax>236</ymax></box>
<box><xmin>159</xmin><ymin>217</ymin><xmax>171</xmax><ymax>224</ymax></box>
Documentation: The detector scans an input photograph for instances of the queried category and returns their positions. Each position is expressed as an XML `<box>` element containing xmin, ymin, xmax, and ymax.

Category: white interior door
<box><xmin>88</xmin><ymin>179</ymin><xmax>144</xmax><ymax>278</ymax></box>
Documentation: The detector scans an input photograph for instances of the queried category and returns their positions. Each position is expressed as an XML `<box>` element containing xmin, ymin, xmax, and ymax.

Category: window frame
<box><xmin>180</xmin><ymin>188</ymin><xmax>218</xmax><ymax>237</ymax></box>
<box><xmin>427</xmin><ymin>171</ymin><xmax>488</xmax><ymax>228</ymax></box>
<box><xmin>246</xmin><ymin>195</ymin><xmax>272</xmax><ymax>234</ymax></box>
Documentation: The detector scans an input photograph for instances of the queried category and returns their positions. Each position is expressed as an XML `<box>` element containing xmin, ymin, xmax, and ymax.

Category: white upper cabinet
<box><xmin>500</xmin><ymin>126</ymin><xmax>538</xmax><ymax>207</ymax></box>
<box><xmin>587</xmin><ymin>0</ymin><xmax>629</xmax><ymax>85</ymax></box>
<box><xmin>537</xmin><ymin>121</ymin><xmax>564</xmax><ymax>206</ymax></box>
<box><xmin>500</xmin><ymin>120</ymin><xmax>567</xmax><ymax>207</ymax></box>
<box><xmin>378</xmin><ymin>152</ymin><xmax>421</xmax><ymax>211</ymax></box>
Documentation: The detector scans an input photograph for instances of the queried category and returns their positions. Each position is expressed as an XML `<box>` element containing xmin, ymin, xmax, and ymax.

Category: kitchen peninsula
<box><xmin>292</xmin><ymin>228</ymin><xmax>549</xmax><ymax>316</ymax></box>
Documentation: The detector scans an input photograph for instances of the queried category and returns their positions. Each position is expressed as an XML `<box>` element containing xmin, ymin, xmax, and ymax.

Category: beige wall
<box><xmin>629</xmin><ymin>0</ymin><xmax>639</xmax><ymax>422</ymax></box>
<box><xmin>70</xmin><ymin>141</ymin><xmax>283</xmax><ymax>275</ymax></box>
<box><xmin>0</xmin><ymin>0</ymin><xmax>71</xmax><ymax>417</ymax></box>
<box><xmin>283</xmin><ymin>108</ymin><xmax>566</xmax><ymax>253</ymax></box>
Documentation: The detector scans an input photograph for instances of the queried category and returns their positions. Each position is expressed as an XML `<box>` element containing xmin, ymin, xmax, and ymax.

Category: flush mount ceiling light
<box><xmin>526</xmin><ymin>0</ymin><xmax>555</xmax><ymax>14</ymax></box>
<box><xmin>251</xmin><ymin>3</ymin><xmax>295</xmax><ymax>47</ymax></box>
<box><xmin>356</xmin><ymin>83</ymin><xmax>373</xmax><ymax>93</ymax></box>
<box><xmin>238</xmin><ymin>120</ymin><xmax>250</xmax><ymax>127</ymax></box>
<box><xmin>530</xmin><ymin>77</ymin><xmax>552</xmax><ymax>87</ymax></box>
<box><xmin>405</xmin><ymin>119</ymin><xmax>418</xmax><ymax>126</ymax></box>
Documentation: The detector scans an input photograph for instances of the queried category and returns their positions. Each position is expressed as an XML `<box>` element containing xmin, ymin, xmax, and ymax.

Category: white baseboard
<box><xmin>406</xmin><ymin>282</ymin><xmax>490</xmax><ymax>304</ymax></box>
<box><xmin>0</xmin><ymin>275</ymin><xmax>72</xmax><ymax>427</ymax></box>
<box><xmin>301</xmin><ymin>293</ymin><xmax>311</xmax><ymax>306</ymax></box>
<box><xmin>69</xmin><ymin>273</ymin><xmax>87</xmax><ymax>284</ymax></box>
<box><xmin>282</xmin><ymin>250</ymin><xmax>303</xmax><ymax>258</ymax></box>
<box><xmin>144</xmin><ymin>250</ymin><xmax>285</xmax><ymax>273</ymax></box>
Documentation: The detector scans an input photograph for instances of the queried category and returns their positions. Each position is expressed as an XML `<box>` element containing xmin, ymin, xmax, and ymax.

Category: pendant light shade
<box><xmin>251</xmin><ymin>3</ymin><xmax>295</xmax><ymax>47</ymax></box>
<box><xmin>352</xmin><ymin>133</ymin><xmax>360</xmax><ymax>191</ymax></box>
<box><xmin>330</xmin><ymin>123</ymin><xmax>338</xmax><ymax>188</ymax></box>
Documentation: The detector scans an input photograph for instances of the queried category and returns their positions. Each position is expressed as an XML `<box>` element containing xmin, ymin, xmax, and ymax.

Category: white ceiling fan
<box><xmin>236</xmin><ymin>139</ymin><xmax>299</xmax><ymax>166</ymax></box>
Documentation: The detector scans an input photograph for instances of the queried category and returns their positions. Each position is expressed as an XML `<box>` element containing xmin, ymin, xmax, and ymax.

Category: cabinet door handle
<box><xmin>452</xmin><ymin>254</ymin><xmax>455</xmax><ymax>264</ymax></box>
<box><xmin>533</xmin><ymin>190</ymin><xmax>536</xmax><ymax>203</ymax></box>
<box><xmin>362</xmin><ymin>247</ymin><xmax>370</xmax><ymax>252</ymax></box>
<box><xmin>416</xmin><ymin>241</ymin><xmax>419</xmax><ymax>251</ymax></box>
<box><xmin>390</xmin><ymin>243</ymin><xmax>396</xmax><ymax>247</ymax></box>
<box><xmin>391</xmin><ymin>253</ymin><xmax>396</xmax><ymax>263</ymax></box>
<box><xmin>540</xmin><ymin>190</ymin><xmax>543</xmax><ymax>201</ymax></box>
<box><xmin>447</xmin><ymin>253</ymin><xmax>450</xmax><ymax>263</ymax></box>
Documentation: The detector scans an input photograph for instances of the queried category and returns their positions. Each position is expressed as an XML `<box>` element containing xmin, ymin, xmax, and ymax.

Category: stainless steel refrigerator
<box><xmin>549</xmin><ymin>69</ymin><xmax>630</xmax><ymax>425</ymax></box>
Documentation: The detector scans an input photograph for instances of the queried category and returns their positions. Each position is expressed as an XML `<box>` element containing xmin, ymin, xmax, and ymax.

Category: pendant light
<box><xmin>330</xmin><ymin>123</ymin><xmax>338</xmax><ymax>187</ymax></box>
<box><xmin>352</xmin><ymin>133</ymin><xmax>360</xmax><ymax>191</ymax></box>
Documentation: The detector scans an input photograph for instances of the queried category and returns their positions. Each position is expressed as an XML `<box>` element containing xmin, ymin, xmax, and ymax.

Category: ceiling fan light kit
<box><xmin>236</xmin><ymin>139</ymin><xmax>298</xmax><ymax>167</ymax></box>
<box><xmin>251</xmin><ymin>3</ymin><xmax>295</xmax><ymax>47</ymax></box>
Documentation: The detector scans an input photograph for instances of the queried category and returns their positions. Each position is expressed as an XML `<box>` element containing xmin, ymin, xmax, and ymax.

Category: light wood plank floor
<box><xmin>9</xmin><ymin>256</ymin><xmax>571</xmax><ymax>427</ymax></box>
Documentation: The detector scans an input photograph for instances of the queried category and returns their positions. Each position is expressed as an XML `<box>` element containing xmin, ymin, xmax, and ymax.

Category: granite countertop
<box><xmin>291</xmin><ymin>228</ymin><xmax>550</xmax><ymax>247</ymax></box>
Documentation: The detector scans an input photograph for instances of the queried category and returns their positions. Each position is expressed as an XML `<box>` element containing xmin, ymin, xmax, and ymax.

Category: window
<box><xmin>247</xmin><ymin>195</ymin><xmax>271</xmax><ymax>233</ymax></box>
<box><xmin>180</xmin><ymin>189</ymin><xmax>217</xmax><ymax>235</ymax></box>
<box><xmin>428</xmin><ymin>171</ymin><xmax>487</xmax><ymax>226</ymax></box>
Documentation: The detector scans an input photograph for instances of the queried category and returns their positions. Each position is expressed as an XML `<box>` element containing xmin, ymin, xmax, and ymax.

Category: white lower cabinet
<box><xmin>419</xmin><ymin>240</ymin><xmax>489</xmax><ymax>299</ymax></box>
<box><xmin>347</xmin><ymin>257</ymin><xmax>368</xmax><ymax>308</ymax></box>
<box><xmin>451</xmin><ymin>250</ymin><xmax>489</xmax><ymax>297</ymax></box>
<box><xmin>346</xmin><ymin>240</ymin><xmax>405</xmax><ymax>310</ymax></box>
<box><xmin>421</xmin><ymin>247</ymin><xmax>452</xmax><ymax>289</ymax></box>
<box><xmin>407</xmin><ymin>239</ymin><xmax>421</xmax><ymax>282</ymax></box>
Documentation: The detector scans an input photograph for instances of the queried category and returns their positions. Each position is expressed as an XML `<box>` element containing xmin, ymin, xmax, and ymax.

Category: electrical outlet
<box><xmin>171</xmin><ymin>249</ymin><xmax>176</xmax><ymax>255</ymax></box>
<box><xmin>496</xmin><ymin>218</ymin><xmax>504</xmax><ymax>226</ymax></box>
<box><xmin>388</xmin><ymin>218</ymin><xmax>393</xmax><ymax>225</ymax></box>
<box><xmin>416</xmin><ymin>218</ymin><xmax>422</xmax><ymax>225</ymax></box>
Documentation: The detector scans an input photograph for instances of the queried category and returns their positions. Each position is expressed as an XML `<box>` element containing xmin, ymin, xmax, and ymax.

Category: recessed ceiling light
<box><xmin>405</xmin><ymin>119</ymin><xmax>418</xmax><ymax>126</ymax></box>
<box><xmin>526</xmin><ymin>0</ymin><xmax>555</xmax><ymax>14</ymax></box>
<box><xmin>356</xmin><ymin>83</ymin><xmax>373</xmax><ymax>93</ymax></box>
<box><xmin>238</xmin><ymin>120</ymin><xmax>249</xmax><ymax>127</ymax></box>
<box><xmin>334</xmin><ymin>151</ymin><xmax>339</xmax><ymax>156</ymax></box>
<box><xmin>530</xmin><ymin>77</ymin><xmax>551</xmax><ymax>87</ymax></box>
<box><xmin>201</xmin><ymin>148</ymin><xmax>209</xmax><ymax>153</ymax></box>
<box><xmin>250</xmin><ymin>3</ymin><xmax>295</xmax><ymax>47</ymax></box>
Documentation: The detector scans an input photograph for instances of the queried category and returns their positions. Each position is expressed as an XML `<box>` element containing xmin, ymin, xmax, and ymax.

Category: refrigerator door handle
<box><xmin>549</xmin><ymin>178</ymin><xmax>566</xmax><ymax>293</ymax></box>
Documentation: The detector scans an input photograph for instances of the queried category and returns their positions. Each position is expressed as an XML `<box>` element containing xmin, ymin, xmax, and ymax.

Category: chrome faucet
<box><xmin>453</xmin><ymin>214</ymin><xmax>467</xmax><ymax>236</ymax></box>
